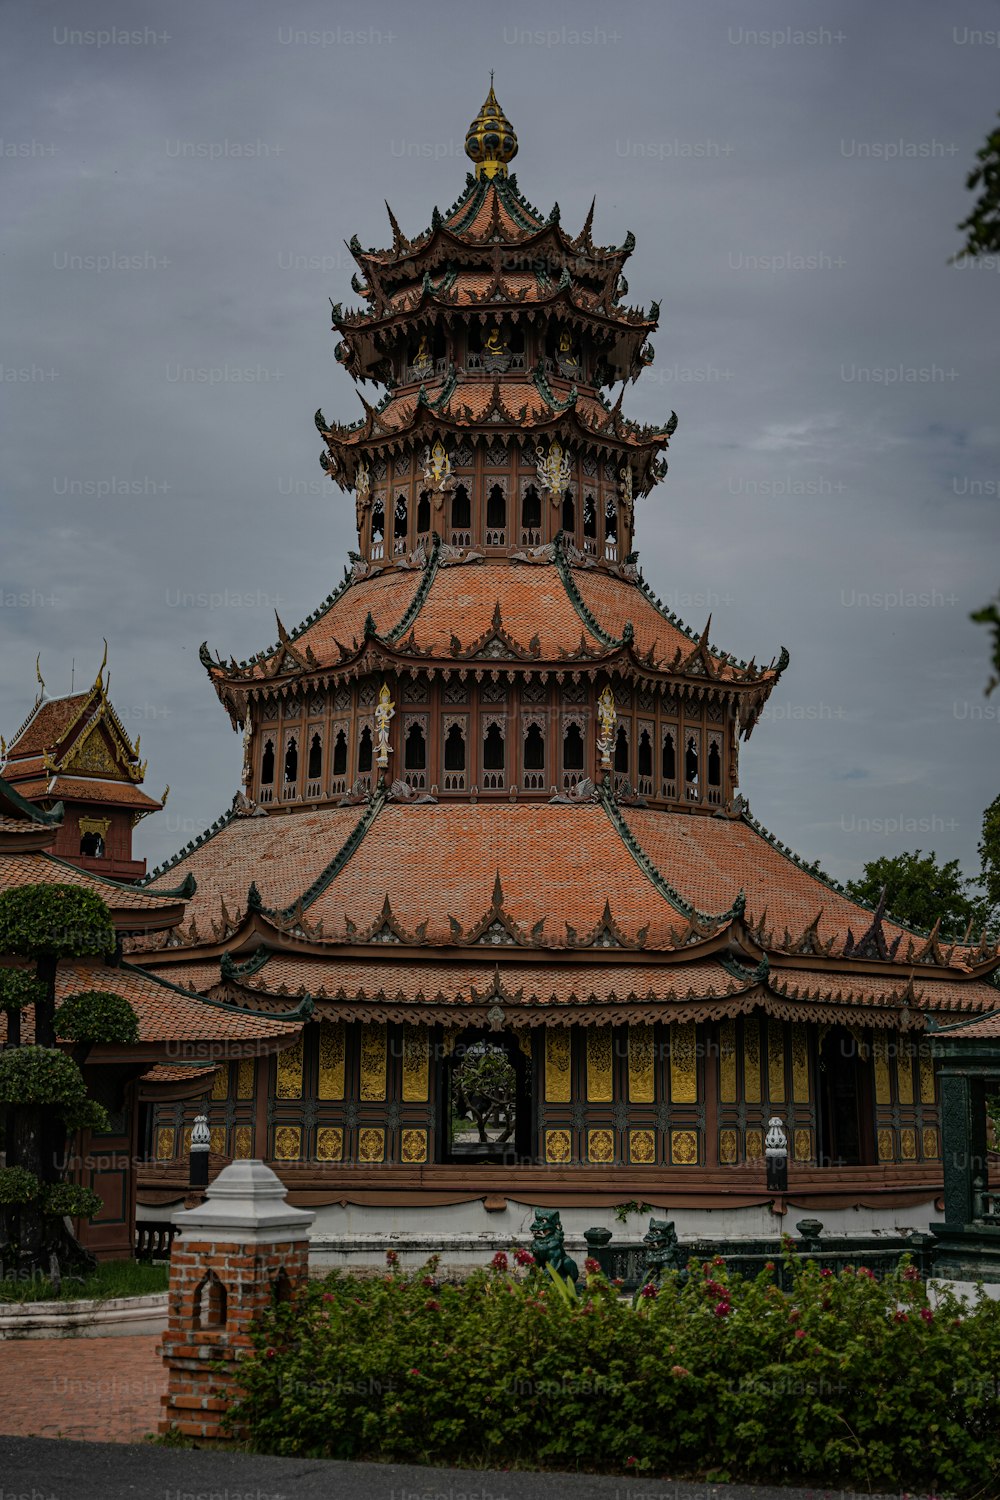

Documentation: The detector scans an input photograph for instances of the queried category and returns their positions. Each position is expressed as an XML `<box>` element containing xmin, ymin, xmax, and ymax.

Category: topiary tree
<box><xmin>0</xmin><ymin>884</ymin><xmax>137</xmax><ymax>1276</ymax></box>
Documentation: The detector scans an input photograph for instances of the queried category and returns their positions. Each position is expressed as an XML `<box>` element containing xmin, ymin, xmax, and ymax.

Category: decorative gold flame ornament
<box><xmin>535</xmin><ymin>439</ymin><xmax>572</xmax><ymax>505</ymax></box>
<box><xmin>464</xmin><ymin>81</ymin><xmax>517</xmax><ymax>180</ymax></box>
<box><xmin>619</xmin><ymin>462</ymin><xmax>634</xmax><ymax>524</ymax></box>
<box><xmin>374</xmin><ymin>682</ymin><xmax>395</xmax><ymax>768</ymax></box>
<box><xmin>596</xmin><ymin>684</ymin><xmax>617</xmax><ymax>770</ymax></box>
<box><xmin>423</xmin><ymin>439</ymin><xmax>453</xmax><ymax>495</ymax></box>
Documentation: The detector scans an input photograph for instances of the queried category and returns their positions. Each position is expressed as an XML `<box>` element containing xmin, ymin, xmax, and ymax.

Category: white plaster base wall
<box><xmin>930</xmin><ymin>1278</ymin><xmax>1000</xmax><ymax>1305</ymax></box>
<box><xmin>0</xmin><ymin>1292</ymin><xmax>168</xmax><ymax>1341</ymax></box>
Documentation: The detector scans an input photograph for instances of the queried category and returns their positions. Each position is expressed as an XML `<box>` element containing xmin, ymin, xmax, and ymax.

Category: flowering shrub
<box><xmin>232</xmin><ymin>1252</ymin><xmax>1000</xmax><ymax>1490</ymax></box>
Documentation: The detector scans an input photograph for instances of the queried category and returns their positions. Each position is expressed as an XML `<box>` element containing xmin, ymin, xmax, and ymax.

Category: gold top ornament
<box><xmin>374</xmin><ymin>682</ymin><xmax>395</xmax><ymax>769</ymax></box>
<box><xmin>597</xmin><ymin>685</ymin><xmax>617</xmax><ymax>771</ymax></box>
<box><xmin>465</xmin><ymin>80</ymin><xmax>518</xmax><ymax>180</ymax></box>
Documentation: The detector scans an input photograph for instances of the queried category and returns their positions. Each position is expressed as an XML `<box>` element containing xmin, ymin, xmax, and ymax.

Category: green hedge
<box><xmin>230</xmin><ymin>1251</ymin><xmax>1000</xmax><ymax>1491</ymax></box>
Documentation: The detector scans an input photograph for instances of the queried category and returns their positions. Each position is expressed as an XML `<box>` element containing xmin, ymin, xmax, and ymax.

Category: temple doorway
<box><xmin>817</xmin><ymin>1025</ymin><xmax>874</xmax><ymax>1166</ymax></box>
<box><xmin>438</xmin><ymin>1029</ymin><xmax>532</xmax><ymax>1164</ymax></box>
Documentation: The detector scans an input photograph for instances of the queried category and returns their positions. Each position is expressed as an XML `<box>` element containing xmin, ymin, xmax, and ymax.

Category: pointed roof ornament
<box><xmin>94</xmin><ymin>637</ymin><xmax>108</xmax><ymax>692</ymax></box>
<box><xmin>35</xmin><ymin>653</ymin><xmax>47</xmax><ymax>703</ymax></box>
<box><xmin>465</xmin><ymin>81</ymin><xmax>518</xmax><ymax>180</ymax></box>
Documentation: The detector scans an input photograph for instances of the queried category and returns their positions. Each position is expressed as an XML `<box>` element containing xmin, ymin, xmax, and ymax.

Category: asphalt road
<box><xmin>0</xmin><ymin>1436</ymin><xmax>917</xmax><ymax>1500</ymax></box>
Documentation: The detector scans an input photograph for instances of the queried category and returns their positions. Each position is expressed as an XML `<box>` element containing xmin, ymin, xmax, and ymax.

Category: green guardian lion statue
<box><xmin>529</xmin><ymin>1207</ymin><xmax>579</xmax><ymax>1283</ymax></box>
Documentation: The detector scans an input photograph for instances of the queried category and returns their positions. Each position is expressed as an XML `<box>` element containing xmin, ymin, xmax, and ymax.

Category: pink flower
<box><xmin>858</xmin><ymin>1266</ymin><xmax>876</xmax><ymax>1280</ymax></box>
<box><xmin>491</xmin><ymin>1251</ymin><xmax>509</xmax><ymax>1272</ymax></box>
<box><xmin>408</xmin><ymin>1366</ymin><xmax>421</xmax><ymax>1376</ymax></box>
<box><xmin>385</xmin><ymin>1249</ymin><xmax>399</xmax><ymax>1266</ymax></box>
<box><xmin>422</xmin><ymin>1275</ymin><xmax>436</xmax><ymax>1288</ymax></box>
<box><xmin>625</xmin><ymin>1456</ymin><xmax>639</xmax><ymax>1468</ymax></box>
<box><xmin>902</xmin><ymin>1266</ymin><xmax>920</xmax><ymax>1282</ymax></box>
<box><xmin>788</xmin><ymin>1307</ymin><xmax>801</xmax><ymax>1324</ymax></box>
<box><xmin>712</xmin><ymin>1255</ymin><xmax>725</xmax><ymax>1267</ymax></box>
<box><xmin>584</xmin><ymin>1257</ymin><xmax>601</xmax><ymax>1275</ymax></box>
<box><xmin>820</xmin><ymin>1268</ymin><xmax>833</xmax><ymax>1279</ymax></box>
<box><xmin>894</xmin><ymin>1310</ymin><xmax>908</xmax><ymax>1324</ymax></box>
<box><xmin>920</xmin><ymin>1307</ymin><xmax>933</xmax><ymax>1323</ymax></box>
<box><xmin>713</xmin><ymin>1301</ymin><xmax>730</xmax><ymax>1318</ymax></box>
<box><xmin>764</xmin><ymin>1260</ymin><xmax>775</xmax><ymax>1273</ymax></box>
<box><xmin>612</xmin><ymin>1277</ymin><xmax>625</xmax><ymax>1287</ymax></box>
<box><xmin>514</xmin><ymin>1248</ymin><xmax>535</xmax><ymax>1267</ymax></box>
<box><xmin>705</xmin><ymin>1279</ymin><xmax>726</xmax><ymax>1298</ymax></box>
<box><xmin>671</xmin><ymin>1364</ymin><xmax>689</xmax><ymax>1377</ymax></box>
<box><xmin>794</xmin><ymin>1329</ymin><xmax>806</xmax><ymax>1340</ymax></box>
<box><xmin>321</xmin><ymin>1292</ymin><xmax>335</xmax><ymax>1303</ymax></box>
<box><xmin>425</xmin><ymin>1299</ymin><xmax>441</xmax><ymax>1312</ymax></box>
<box><xmin>639</xmin><ymin>1283</ymin><xmax>658</xmax><ymax>1299</ymax></box>
<box><xmin>264</xmin><ymin>1347</ymin><xmax>276</xmax><ymax>1359</ymax></box>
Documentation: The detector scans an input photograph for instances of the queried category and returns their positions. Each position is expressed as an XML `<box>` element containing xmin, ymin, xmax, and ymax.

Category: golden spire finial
<box><xmin>465</xmin><ymin>81</ymin><xmax>517</xmax><ymax>180</ymax></box>
<box><xmin>94</xmin><ymin>638</ymin><xmax>108</xmax><ymax>691</ymax></box>
<box><xmin>35</xmin><ymin>653</ymin><xmax>46</xmax><ymax>701</ymax></box>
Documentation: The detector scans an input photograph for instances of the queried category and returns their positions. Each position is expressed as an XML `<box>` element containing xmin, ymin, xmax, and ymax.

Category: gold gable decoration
<box><xmin>65</xmin><ymin>726</ymin><xmax>124</xmax><ymax>780</ymax></box>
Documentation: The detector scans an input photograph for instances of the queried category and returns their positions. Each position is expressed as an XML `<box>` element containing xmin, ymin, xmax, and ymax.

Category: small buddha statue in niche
<box><xmin>484</xmin><ymin>324</ymin><xmax>507</xmax><ymax>356</ymax></box>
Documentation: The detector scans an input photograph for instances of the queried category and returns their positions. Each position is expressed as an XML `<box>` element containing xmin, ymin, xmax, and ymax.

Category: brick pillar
<box><xmin>159</xmin><ymin>1158</ymin><xmax>315</xmax><ymax>1443</ymax></box>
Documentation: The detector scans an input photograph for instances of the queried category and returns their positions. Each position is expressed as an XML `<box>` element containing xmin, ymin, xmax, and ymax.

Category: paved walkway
<box><xmin>0</xmin><ymin>1333</ymin><xmax>164</xmax><ymax>1442</ymax></box>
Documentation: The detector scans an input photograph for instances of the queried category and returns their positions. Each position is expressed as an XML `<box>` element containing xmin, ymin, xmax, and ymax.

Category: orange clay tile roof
<box><xmin>13</xmin><ymin>776</ymin><xmax>162</xmax><ymax>810</ymax></box>
<box><xmin>0</xmin><ymin>815</ymin><xmax>42</xmax><ymax>834</ymax></box>
<box><xmin>244</xmin><ymin>567</ymin><xmax>422</xmax><ymax>678</ymax></box>
<box><xmin>0</xmin><ymin>848</ymin><xmax>183</xmax><ymax>915</ymax></box>
<box><xmin>620</xmin><ymin>809</ymin><xmax>912</xmax><ymax>951</ymax></box>
<box><xmin>1</xmin><ymin>756</ymin><xmax>51</xmax><ymax>778</ymax></box>
<box><xmin>933</xmin><ymin>1010</ymin><xmax>1000</xmax><ymax>1038</ymax></box>
<box><xmin>387</xmin><ymin>271</ymin><xmax>550</xmax><ymax>312</ymax></box>
<box><xmin>6</xmin><ymin>694</ymin><xmax>91</xmax><ymax>757</ymax></box>
<box><xmin>768</xmin><ymin>967</ymin><xmax>1000</xmax><ymax>1018</ymax></box>
<box><xmin>142</xmin><ymin>1063</ymin><xmax>217</xmax><ymax>1082</ymax></box>
<box><xmin>450</xmin><ymin>181</ymin><xmax>542</xmax><ymax>240</ymax></box>
<box><xmin>568</xmin><ymin>566</ymin><xmax>742</xmax><ymax>675</ymax></box>
<box><xmin>141</xmin><ymin>804</ymin><xmax>368</xmax><ymax>926</ymax></box>
<box><xmin>407</xmin><ymin>561</ymin><xmax>603</xmax><ymax>657</ymax></box>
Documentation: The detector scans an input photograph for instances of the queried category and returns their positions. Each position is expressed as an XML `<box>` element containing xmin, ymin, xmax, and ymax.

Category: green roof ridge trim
<box><xmin>720</xmin><ymin>953</ymin><xmax>770</xmax><ymax>986</ymax></box>
<box><xmin>385</xmin><ymin>533</ymin><xmax>442</xmax><ymax>642</ymax></box>
<box><xmin>141</xmin><ymin>806</ymin><xmax>239</xmax><ymax>886</ymax></box>
<box><xmin>220</xmin><ymin>945</ymin><xmax>272</xmax><ymax>981</ymax></box>
<box><xmin>263</xmin><ymin>790</ymin><xmax>386</xmax><ymax>923</ymax></box>
<box><xmin>553</xmin><ymin>531</ymin><xmax>627</xmax><ymax>650</ymax></box>
<box><xmin>445</xmin><ymin>178</ymin><xmax>488</xmax><ymax>236</ymax></box>
<box><xmin>598</xmin><ymin>784</ymin><xmax>741</xmax><ymax>926</ymax></box>
<box><xmin>118</xmin><ymin>957</ymin><xmax>305</xmax><ymax>1023</ymax></box>
<box><xmin>0</xmin><ymin>773</ymin><xmax>64</xmax><ymax>827</ymax></box>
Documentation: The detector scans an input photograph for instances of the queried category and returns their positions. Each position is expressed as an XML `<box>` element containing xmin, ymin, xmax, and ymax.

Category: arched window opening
<box><xmin>444</xmin><ymin>722</ymin><xmax>466</xmax><ymax>790</ymax></box>
<box><xmin>451</xmin><ymin>483</ymin><xmax>471</xmax><ymax>542</ymax></box>
<box><xmin>561</xmin><ymin>490</ymin><xmax>575</xmax><ymax>537</ymax></box>
<box><xmin>358</xmin><ymin>724</ymin><xmax>373</xmax><ymax>774</ymax></box>
<box><xmin>370</xmin><ymin>497</ymin><xmax>385</xmax><ymax>560</ymax></box>
<box><xmin>708</xmin><ymin>740</ymin><xmax>721</xmax><ymax>786</ymax></box>
<box><xmin>583</xmin><ymin>493</ymin><xmax>597</xmax><ymax>553</ymax></box>
<box><xmin>272</xmin><ymin>1267</ymin><xmax>292</xmax><ymax>1306</ymax></box>
<box><xmin>261</xmin><ymin>739</ymin><xmax>275</xmax><ymax>783</ymax></box>
<box><xmin>80</xmin><ymin>832</ymin><xmax>105</xmax><ymax>859</ymax></box>
<box><xmin>637</xmin><ymin>728</ymin><xmax>653</xmax><ymax>794</ymax></box>
<box><xmin>685</xmin><ymin>735</ymin><xmax>699</xmax><ymax>801</ymax></box>
<box><xmin>307</xmin><ymin>733</ymin><xmax>322</xmax><ymax>780</ymax></box>
<box><xmin>521</xmin><ymin>484</ymin><xmax>541</xmax><ymax>544</ymax></box>
<box><xmin>486</xmin><ymin>483</ymin><xmax>506</xmax><ymax>545</ymax></box>
<box><xmin>404</xmin><ymin>722</ymin><xmax>427</xmax><ymax>788</ymax></box>
<box><xmin>332</xmin><ymin>729</ymin><xmax>348</xmax><ymax>777</ymax></box>
<box><xmin>523</xmin><ymin>721</ymin><xmax>545</xmax><ymax>790</ymax></box>
<box><xmin>283</xmin><ymin>736</ymin><xmax>298</xmax><ymax>789</ymax></box>
<box><xmin>614</xmin><ymin>725</ymin><xmax>629</xmax><ymax>775</ymax></box>
<box><xmin>393</xmin><ymin>493</ymin><xmax>408</xmax><ymax>555</ymax></box>
<box><xmin>604</xmin><ymin>495</ymin><xmax>618</xmax><ymax>559</ymax></box>
<box><xmin>662</xmin><ymin>730</ymin><xmax>676</xmax><ymax>796</ymax></box>
<box><xmin>193</xmin><ymin>1270</ymin><xmax>227</xmax><ymax>1330</ymax></box>
<box><xmin>483</xmin><ymin>721</ymin><xmax>505</xmax><ymax>789</ymax></box>
<box><xmin>416</xmin><ymin>490</ymin><xmax>431</xmax><ymax>537</ymax></box>
<box><xmin>563</xmin><ymin>721</ymin><xmax>584</xmax><ymax>773</ymax></box>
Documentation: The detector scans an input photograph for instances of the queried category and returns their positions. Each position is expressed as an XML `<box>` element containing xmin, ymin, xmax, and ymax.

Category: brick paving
<box><xmin>0</xmin><ymin>1334</ymin><xmax>165</xmax><ymax>1443</ymax></box>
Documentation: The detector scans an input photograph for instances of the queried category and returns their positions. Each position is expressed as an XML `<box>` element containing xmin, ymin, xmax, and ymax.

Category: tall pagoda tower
<box><xmin>131</xmin><ymin>90</ymin><xmax>1000</xmax><ymax>1243</ymax></box>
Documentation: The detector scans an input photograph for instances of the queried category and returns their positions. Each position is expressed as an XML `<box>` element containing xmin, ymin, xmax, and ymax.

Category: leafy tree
<box><xmin>955</xmin><ymin>111</ymin><xmax>1000</xmax><ymax>257</ymax></box>
<box><xmin>978</xmin><ymin>793</ymin><xmax>1000</xmax><ymax>923</ymax></box>
<box><xmin>453</xmin><ymin>1046</ymin><xmax>517</xmax><ymax>1144</ymax></box>
<box><xmin>971</xmin><ymin>596</ymin><xmax>1000</xmax><ymax>697</ymax></box>
<box><xmin>0</xmin><ymin>883</ymin><xmax>137</xmax><ymax>1276</ymax></box>
<box><xmin>844</xmin><ymin>849</ymin><xmax>989</xmax><ymax>936</ymax></box>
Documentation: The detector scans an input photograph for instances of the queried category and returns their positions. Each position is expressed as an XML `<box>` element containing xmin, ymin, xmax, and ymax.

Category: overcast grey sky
<box><xmin>1</xmin><ymin>0</ymin><xmax>997</xmax><ymax>888</ymax></box>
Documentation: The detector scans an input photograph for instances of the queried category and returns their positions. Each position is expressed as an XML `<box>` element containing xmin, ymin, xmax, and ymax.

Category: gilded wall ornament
<box><xmin>374</xmin><ymin>683</ymin><xmax>395</xmax><ymax>770</ymax></box>
<box><xmin>423</xmin><ymin>440</ymin><xmax>454</xmax><ymax>498</ymax></box>
<box><xmin>596</xmin><ymin>684</ymin><xmax>617</xmax><ymax>771</ymax></box>
<box><xmin>619</xmin><ymin>462</ymin><xmax>634</xmax><ymax>524</ymax></box>
<box><xmin>535</xmin><ymin>439</ymin><xmax>572</xmax><ymax>504</ymax></box>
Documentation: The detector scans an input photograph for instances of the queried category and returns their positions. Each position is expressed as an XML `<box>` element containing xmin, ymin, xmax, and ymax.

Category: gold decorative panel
<box><xmin>745</xmin><ymin>1128</ymin><xmax>763</xmax><ymax>1160</ymax></box>
<box><xmin>544</xmin><ymin>1128</ymin><xmax>571</xmax><ymax>1163</ymax></box>
<box><xmin>233</xmin><ymin>1126</ymin><xmax>253</xmax><ymax>1159</ymax></box>
<box><xmin>315</xmin><ymin>1126</ymin><xmax>343</xmax><ymax>1162</ymax></box>
<box><xmin>873</xmin><ymin>1035</ymin><xmax>891</xmax><ymax>1105</ymax></box>
<box><xmin>360</xmin><ymin>1024</ymin><xmax>387</xmax><ymax>1102</ymax></box>
<box><xmin>877</xmin><ymin>1127</ymin><xmax>894</xmax><ymax>1162</ymax></box>
<box><xmin>743</xmin><ymin>1019</ymin><xmax>761</xmax><ymax>1104</ymax></box>
<box><xmin>545</xmin><ymin>1030</ymin><xmax>572</xmax><ymax>1103</ymax></box>
<box><xmin>629</xmin><ymin>1128</ymin><xmax>655</xmax><ymax>1164</ymax></box>
<box><xmin>155</xmin><ymin>1126</ymin><xmax>175</xmax><ymax>1161</ymax></box>
<box><xmin>209</xmin><ymin>1125</ymin><xmax>226</xmax><ymax>1156</ymax></box>
<box><xmin>793</xmin><ymin>1129</ymin><xmax>812</xmax><ymax>1164</ymax></box>
<box><xmin>400</xmin><ymin>1128</ymin><xmax>427</xmax><ymax>1163</ymax></box>
<box><xmin>587</xmin><ymin>1128</ymin><xmax>614</xmax><ymax>1163</ymax></box>
<box><xmin>919</xmin><ymin>1054</ymin><xmax>936</xmax><ymax>1105</ymax></box>
<box><xmin>236</xmin><ymin>1058</ymin><xmax>255</xmax><ymax>1100</ymax></box>
<box><xmin>922</xmin><ymin>1127</ymin><xmax>939</xmax><ymax>1159</ymax></box>
<box><xmin>182</xmin><ymin>1126</ymin><xmax>192</xmax><ymax>1156</ymax></box>
<box><xmin>402</xmin><ymin>1027</ymin><xmax>430</xmax><ymax>1102</ymax></box>
<box><xmin>274</xmin><ymin>1125</ymin><xmax>301</xmax><ymax>1160</ymax></box>
<box><xmin>276</xmin><ymin>1034</ymin><xmax>304</xmax><ymax>1100</ymax></box>
<box><xmin>899</xmin><ymin>1127</ymin><xmax>917</xmax><ymax>1161</ymax></box>
<box><xmin>791</xmin><ymin>1025</ymin><xmax>809</xmax><ymax>1102</ymax></box>
<box><xmin>670</xmin><ymin>1129</ymin><xmax>698</xmax><ymax>1165</ymax></box>
<box><xmin>896</xmin><ymin>1043</ymin><xmax>914</xmax><ymax>1106</ymax></box>
<box><xmin>767</xmin><ymin>1021</ymin><xmax>786</xmax><ymax>1103</ymax></box>
<box><xmin>719</xmin><ymin>1129</ymin><xmax>738</xmax><ymax>1165</ymax></box>
<box><xmin>718</xmin><ymin>1018</ymin><xmax>737</xmax><ymax>1104</ymax></box>
<box><xmin>66</xmin><ymin>727</ymin><xmax>119</xmax><ymax>778</ymax></box>
<box><xmin>586</xmin><ymin>1028</ymin><xmax>613</xmax><ymax>1103</ymax></box>
<box><xmin>357</xmin><ymin>1127</ymin><xmax>385</xmax><ymax>1162</ymax></box>
<box><xmin>517</xmin><ymin>1031</ymin><xmax>533</xmax><ymax>1058</ymax></box>
<box><xmin>669</xmin><ymin>1023</ymin><xmax>697</xmax><ymax>1103</ymax></box>
<box><xmin>628</xmin><ymin>1024</ymin><xmax>655</xmax><ymax>1103</ymax></box>
<box><xmin>211</xmin><ymin>1068</ymin><xmax>228</xmax><ymax>1101</ymax></box>
<box><xmin>318</xmin><ymin>1021</ymin><xmax>346</xmax><ymax>1101</ymax></box>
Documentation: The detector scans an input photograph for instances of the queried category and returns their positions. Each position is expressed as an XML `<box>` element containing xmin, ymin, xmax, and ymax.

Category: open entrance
<box><xmin>438</xmin><ymin>1029</ymin><xmax>532</xmax><ymax>1164</ymax></box>
<box><xmin>817</xmin><ymin>1025</ymin><xmax>874</xmax><ymax>1166</ymax></box>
